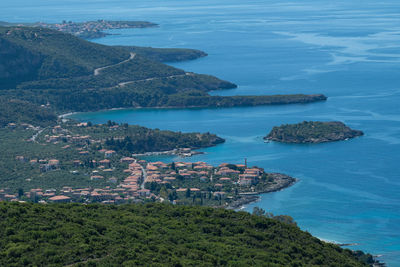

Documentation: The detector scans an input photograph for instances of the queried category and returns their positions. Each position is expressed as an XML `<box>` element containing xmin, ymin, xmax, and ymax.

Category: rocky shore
<box><xmin>265</xmin><ymin>121</ymin><xmax>364</xmax><ymax>144</ymax></box>
<box><xmin>132</xmin><ymin>148</ymin><xmax>205</xmax><ymax>158</ymax></box>
<box><xmin>227</xmin><ymin>173</ymin><xmax>297</xmax><ymax>210</ymax></box>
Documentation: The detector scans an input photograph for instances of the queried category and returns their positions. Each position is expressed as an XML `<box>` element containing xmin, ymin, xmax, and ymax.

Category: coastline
<box><xmin>227</xmin><ymin>175</ymin><xmax>298</xmax><ymax>210</ymax></box>
<box><xmin>59</xmin><ymin>98</ymin><xmax>327</xmax><ymax>120</ymax></box>
<box><xmin>59</xmin><ymin>107</ymin><xmax>130</xmax><ymax>119</ymax></box>
<box><xmin>132</xmin><ymin>149</ymin><xmax>205</xmax><ymax>158</ymax></box>
<box><xmin>58</xmin><ymin>112</ymin><xmax>78</xmax><ymax>119</ymax></box>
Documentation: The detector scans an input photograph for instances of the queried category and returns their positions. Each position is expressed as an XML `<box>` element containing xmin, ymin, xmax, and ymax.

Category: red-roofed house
<box><xmin>48</xmin><ymin>195</ymin><xmax>71</xmax><ymax>203</ymax></box>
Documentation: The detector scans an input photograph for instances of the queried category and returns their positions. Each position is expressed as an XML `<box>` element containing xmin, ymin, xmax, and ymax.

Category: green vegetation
<box><xmin>0</xmin><ymin>126</ymin><xmax>117</xmax><ymax>191</ymax></box>
<box><xmin>0</xmin><ymin>20</ymin><xmax>158</xmax><ymax>39</ymax></box>
<box><xmin>252</xmin><ymin>207</ymin><xmax>297</xmax><ymax>226</ymax></box>
<box><xmin>0</xmin><ymin>97</ymin><xmax>56</xmax><ymax>127</ymax></box>
<box><xmin>0</xmin><ymin>26</ymin><xmax>326</xmax><ymax>114</ymax></box>
<box><xmin>0</xmin><ymin>202</ymin><xmax>372</xmax><ymax>266</ymax></box>
<box><xmin>265</xmin><ymin>121</ymin><xmax>364</xmax><ymax>144</ymax></box>
<box><xmin>0</xmin><ymin>26</ymin><xmax>129</xmax><ymax>88</ymax></box>
<box><xmin>68</xmin><ymin>121</ymin><xmax>225</xmax><ymax>154</ymax></box>
<box><xmin>0</xmin><ymin>121</ymin><xmax>224</xmax><ymax>192</ymax></box>
<box><xmin>144</xmin><ymin>161</ymin><xmax>296</xmax><ymax>208</ymax></box>
<box><xmin>0</xmin><ymin>88</ymin><xmax>326</xmax><ymax>113</ymax></box>
<box><xmin>0</xmin><ymin>26</ymin><xmax>230</xmax><ymax>92</ymax></box>
<box><xmin>117</xmin><ymin>46</ymin><xmax>208</xmax><ymax>62</ymax></box>
<box><xmin>162</xmin><ymin>91</ymin><xmax>327</xmax><ymax>109</ymax></box>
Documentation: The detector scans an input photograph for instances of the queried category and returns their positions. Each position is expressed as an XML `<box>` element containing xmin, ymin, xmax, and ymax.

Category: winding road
<box><xmin>94</xmin><ymin>52</ymin><xmax>136</xmax><ymax>76</ymax></box>
<box><xmin>93</xmin><ymin>52</ymin><xmax>194</xmax><ymax>88</ymax></box>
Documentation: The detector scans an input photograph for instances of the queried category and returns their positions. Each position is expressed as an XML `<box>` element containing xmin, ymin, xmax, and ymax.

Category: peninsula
<box><xmin>0</xmin><ymin>120</ymin><xmax>298</xmax><ymax>215</ymax></box>
<box><xmin>0</xmin><ymin>120</ymin><xmax>226</xmax><ymax>191</ymax></box>
<box><xmin>0</xmin><ymin>25</ymin><xmax>327</xmax><ymax>115</ymax></box>
<box><xmin>265</xmin><ymin>121</ymin><xmax>364</xmax><ymax>144</ymax></box>
<box><xmin>0</xmin><ymin>20</ymin><xmax>209</xmax><ymax>63</ymax></box>
<box><xmin>0</xmin><ymin>19</ymin><xmax>381</xmax><ymax>267</ymax></box>
<box><xmin>0</xmin><ymin>20</ymin><xmax>158</xmax><ymax>39</ymax></box>
<box><xmin>2</xmin><ymin>123</ymin><xmax>296</xmax><ymax>207</ymax></box>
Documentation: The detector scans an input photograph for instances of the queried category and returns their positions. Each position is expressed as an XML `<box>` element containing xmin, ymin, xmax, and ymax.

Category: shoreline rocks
<box><xmin>226</xmin><ymin>173</ymin><xmax>297</xmax><ymax>210</ymax></box>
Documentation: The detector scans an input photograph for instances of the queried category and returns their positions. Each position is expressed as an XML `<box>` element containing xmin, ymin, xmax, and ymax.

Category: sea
<box><xmin>1</xmin><ymin>0</ymin><xmax>400</xmax><ymax>265</ymax></box>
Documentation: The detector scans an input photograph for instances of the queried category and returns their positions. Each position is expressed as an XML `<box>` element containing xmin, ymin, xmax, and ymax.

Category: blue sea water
<box><xmin>2</xmin><ymin>0</ymin><xmax>400</xmax><ymax>265</ymax></box>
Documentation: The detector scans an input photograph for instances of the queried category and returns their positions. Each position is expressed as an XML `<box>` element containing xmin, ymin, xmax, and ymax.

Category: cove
<box><xmin>3</xmin><ymin>0</ymin><xmax>400</xmax><ymax>264</ymax></box>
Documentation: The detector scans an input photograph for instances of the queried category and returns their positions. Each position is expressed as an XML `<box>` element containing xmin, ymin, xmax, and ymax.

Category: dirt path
<box><xmin>94</xmin><ymin>52</ymin><xmax>136</xmax><ymax>76</ymax></box>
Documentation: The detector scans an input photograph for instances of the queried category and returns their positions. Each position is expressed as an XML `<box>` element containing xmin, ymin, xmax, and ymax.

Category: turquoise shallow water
<box><xmin>2</xmin><ymin>0</ymin><xmax>400</xmax><ymax>264</ymax></box>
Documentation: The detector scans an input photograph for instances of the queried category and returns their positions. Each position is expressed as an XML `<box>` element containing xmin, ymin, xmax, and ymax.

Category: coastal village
<box><xmin>9</xmin><ymin>20</ymin><xmax>157</xmax><ymax>39</ymax></box>
<box><xmin>0</xmin><ymin>122</ymin><xmax>296</xmax><ymax>207</ymax></box>
<box><xmin>0</xmin><ymin>8</ymin><xmax>392</xmax><ymax>265</ymax></box>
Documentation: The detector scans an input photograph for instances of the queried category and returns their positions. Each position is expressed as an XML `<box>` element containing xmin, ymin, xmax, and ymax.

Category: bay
<box><xmin>2</xmin><ymin>0</ymin><xmax>400</xmax><ymax>264</ymax></box>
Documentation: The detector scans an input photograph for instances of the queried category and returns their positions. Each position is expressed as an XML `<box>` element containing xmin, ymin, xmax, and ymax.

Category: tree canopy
<box><xmin>0</xmin><ymin>202</ymin><xmax>371</xmax><ymax>266</ymax></box>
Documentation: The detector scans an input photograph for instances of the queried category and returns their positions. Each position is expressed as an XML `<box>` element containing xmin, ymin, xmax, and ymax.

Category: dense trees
<box><xmin>0</xmin><ymin>26</ymin><xmax>328</xmax><ymax>115</ymax></box>
<box><xmin>116</xmin><ymin>45</ymin><xmax>207</xmax><ymax>62</ymax></box>
<box><xmin>0</xmin><ymin>202</ymin><xmax>372</xmax><ymax>266</ymax></box>
<box><xmin>0</xmin><ymin>97</ymin><xmax>56</xmax><ymax>127</ymax></box>
<box><xmin>265</xmin><ymin>121</ymin><xmax>363</xmax><ymax>143</ymax></box>
<box><xmin>103</xmin><ymin>128</ymin><xmax>224</xmax><ymax>154</ymax></box>
<box><xmin>252</xmin><ymin>207</ymin><xmax>297</xmax><ymax>226</ymax></box>
<box><xmin>0</xmin><ymin>26</ymin><xmax>129</xmax><ymax>85</ymax></box>
<box><xmin>0</xmin><ymin>26</ymin><xmax>233</xmax><ymax>95</ymax></box>
<box><xmin>67</xmin><ymin>122</ymin><xmax>225</xmax><ymax>154</ymax></box>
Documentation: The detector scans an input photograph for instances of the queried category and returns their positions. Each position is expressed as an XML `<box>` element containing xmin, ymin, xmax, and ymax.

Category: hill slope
<box><xmin>0</xmin><ymin>26</ymin><xmax>327</xmax><ymax>113</ymax></box>
<box><xmin>0</xmin><ymin>26</ymin><xmax>230</xmax><ymax>91</ymax></box>
<box><xmin>0</xmin><ymin>97</ymin><xmax>56</xmax><ymax>127</ymax></box>
<box><xmin>0</xmin><ymin>202</ymin><xmax>371</xmax><ymax>266</ymax></box>
<box><xmin>0</xmin><ymin>26</ymin><xmax>130</xmax><ymax>87</ymax></box>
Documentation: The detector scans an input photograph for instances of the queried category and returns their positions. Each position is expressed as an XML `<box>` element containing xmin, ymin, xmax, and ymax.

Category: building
<box><xmin>48</xmin><ymin>195</ymin><xmax>71</xmax><ymax>203</ymax></box>
<box><xmin>121</xmin><ymin>157</ymin><xmax>135</xmax><ymax>164</ymax></box>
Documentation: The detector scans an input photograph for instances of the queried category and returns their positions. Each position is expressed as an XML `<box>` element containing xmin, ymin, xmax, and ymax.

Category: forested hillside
<box><xmin>0</xmin><ymin>97</ymin><xmax>56</xmax><ymax>127</ymax></box>
<box><xmin>117</xmin><ymin>45</ymin><xmax>208</xmax><ymax>62</ymax></box>
<box><xmin>0</xmin><ymin>26</ymin><xmax>231</xmax><ymax>92</ymax></box>
<box><xmin>0</xmin><ymin>26</ymin><xmax>129</xmax><ymax>86</ymax></box>
<box><xmin>0</xmin><ymin>202</ymin><xmax>373</xmax><ymax>266</ymax></box>
<box><xmin>0</xmin><ymin>26</ymin><xmax>326</xmax><ymax>114</ymax></box>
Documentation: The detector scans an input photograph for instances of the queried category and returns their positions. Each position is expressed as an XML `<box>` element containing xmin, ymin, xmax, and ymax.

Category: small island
<box><xmin>264</xmin><ymin>121</ymin><xmax>364</xmax><ymax>144</ymax></box>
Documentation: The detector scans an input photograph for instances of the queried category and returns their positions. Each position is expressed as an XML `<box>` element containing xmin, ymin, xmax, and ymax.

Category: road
<box><xmin>140</xmin><ymin>165</ymin><xmax>148</xmax><ymax>190</ymax></box>
<box><xmin>94</xmin><ymin>52</ymin><xmax>136</xmax><ymax>76</ymax></box>
<box><xmin>29</xmin><ymin>127</ymin><xmax>47</xmax><ymax>143</ymax></box>
<box><xmin>139</xmin><ymin>164</ymin><xmax>164</xmax><ymax>202</ymax></box>
<box><xmin>118</xmin><ymin>72</ymin><xmax>194</xmax><ymax>87</ymax></box>
<box><xmin>92</xmin><ymin>52</ymin><xmax>195</xmax><ymax>88</ymax></box>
